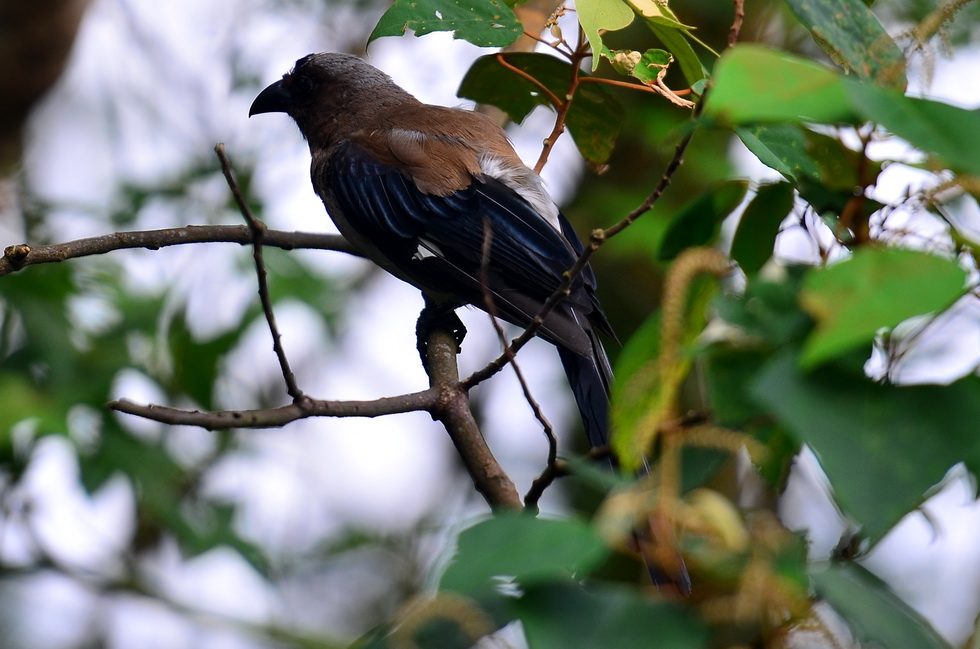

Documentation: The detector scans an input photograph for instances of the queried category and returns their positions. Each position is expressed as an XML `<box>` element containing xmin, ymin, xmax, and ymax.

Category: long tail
<box><xmin>560</xmin><ymin>335</ymin><xmax>691</xmax><ymax>594</ymax></box>
<box><xmin>557</xmin><ymin>328</ymin><xmax>614</xmax><ymax>449</ymax></box>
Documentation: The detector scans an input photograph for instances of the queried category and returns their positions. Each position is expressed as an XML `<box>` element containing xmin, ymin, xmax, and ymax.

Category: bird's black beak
<box><xmin>249</xmin><ymin>79</ymin><xmax>291</xmax><ymax>117</ymax></box>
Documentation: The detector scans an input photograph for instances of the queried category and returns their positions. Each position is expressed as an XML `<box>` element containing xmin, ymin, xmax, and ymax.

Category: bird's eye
<box><xmin>292</xmin><ymin>75</ymin><xmax>316</xmax><ymax>100</ymax></box>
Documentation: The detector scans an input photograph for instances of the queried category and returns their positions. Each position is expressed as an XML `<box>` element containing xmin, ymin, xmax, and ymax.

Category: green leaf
<box><xmin>514</xmin><ymin>582</ymin><xmax>709</xmax><ymax>649</ymax></box>
<box><xmin>458</xmin><ymin>54</ymin><xmax>624</xmax><ymax>165</ymax></box>
<box><xmin>658</xmin><ymin>180</ymin><xmax>748</xmax><ymax>260</ymax></box>
<box><xmin>799</xmin><ymin>248</ymin><xmax>967</xmax><ymax>368</ymax></box>
<box><xmin>611</xmin><ymin>276</ymin><xmax>718</xmax><ymax>472</ymax></box>
<box><xmin>647</xmin><ymin>22</ymin><xmax>707</xmax><ymax>87</ymax></box>
<box><xmin>368</xmin><ymin>0</ymin><xmax>522</xmax><ymax>48</ymax></box>
<box><xmin>735</xmin><ymin>124</ymin><xmax>821</xmax><ymax>184</ymax></box>
<box><xmin>704</xmin><ymin>350</ymin><xmax>771</xmax><ymax>427</ymax></box>
<box><xmin>786</xmin><ymin>0</ymin><xmax>906</xmax><ymax>89</ymax></box>
<box><xmin>811</xmin><ymin>563</ymin><xmax>950</xmax><ymax>649</ymax></box>
<box><xmin>439</xmin><ymin>513</ymin><xmax>608</xmax><ymax>596</ymax></box>
<box><xmin>705</xmin><ymin>45</ymin><xmax>856</xmax><ymax>126</ymax></box>
<box><xmin>751</xmin><ymin>352</ymin><xmax>980</xmax><ymax>542</ymax></box>
<box><xmin>730</xmin><ymin>182</ymin><xmax>796</xmax><ymax>275</ymax></box>
<box><xmin>602</xmin><ymin>48</ymin><xmax>673</xmax><ymax>87</ymax></box>
<box><xmin>846</xmin><ymin>82</ymin><xmax>980</xmax><ymax>176</ymax></box>
<box><xmin>736</xmin><ymin>124</ymin><xmax>876</xmax><ymax>215</ymax></box>
<box><xmin>622</xmin><ymin>0</ymin><xmax>692</xmax><ymax>30</ymax></box>
<box><xmin>712</xmin><ymin>268</ymin><xmax>813</xmax><ymax>347</ymax></box>
<box><xmin>81</xmin><ymin>427</ymin><xmax>268</xmax><ymax>573</ymax></box>
<box><xmin>167</xmin><ymin>315</ymin><xmax>246</xmax><ymax>408</ymax></box>
<box><xmin>577</xmin><ymin>0</ymin><xmax>635</xmax><ymax>71</ymax></box>
<box><xmin>0</xmin><ymin>373</ymin><xmax>67</xmax><ymax>440</ymax></box>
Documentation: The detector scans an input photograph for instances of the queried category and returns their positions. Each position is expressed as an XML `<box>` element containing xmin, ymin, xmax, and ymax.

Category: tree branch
<box><xmin>425</xmin><ymin>324</ymin><xmax>522</xmax><ymax>510</ymax></box>
<box><xmin>110</xmin><ymin>325</ymin><xmax>522</xmax><ymax>511</ymax></box>
<box><xmin>108</xmin><ymin>390</ymin><xmax>437</xmax><ymax>429</ymax></box>
<box><xmin>728</xmin><ymin>0</ymin><xmax>745</xmax><ymax>47</ymax></box>
<box><xmin>0</xmin><ymin>225</ymin><xmax>356</xmax><ymax>277</ymax></box>
<box><xmin>216</xmin><ymin>143</ymin><xmax>304</xmax><ymax>402</ymax></box>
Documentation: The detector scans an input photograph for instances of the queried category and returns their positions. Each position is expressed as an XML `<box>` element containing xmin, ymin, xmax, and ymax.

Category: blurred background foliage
<box><xmin>1</xmin><ymin>0</ymin><xmax>980</xmax><ymax>648</ymax></box>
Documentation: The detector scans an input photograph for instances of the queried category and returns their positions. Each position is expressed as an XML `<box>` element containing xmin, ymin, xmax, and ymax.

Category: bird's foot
<box><xmin>416</xmin><ymin>303</ymin><xmax>467</xmax><ymax>370</ymax></box>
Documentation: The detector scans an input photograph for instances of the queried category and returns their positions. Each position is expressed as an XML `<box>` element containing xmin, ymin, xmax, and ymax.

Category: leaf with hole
<box><xmin>369</xmin><ymin>0</ymin><xmax>522</xmax><ymax>47</ymax></box>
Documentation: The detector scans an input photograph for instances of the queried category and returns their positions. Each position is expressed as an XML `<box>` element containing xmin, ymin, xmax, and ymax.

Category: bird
<box><xmin>249</xmin><ymin>52</ymin><xmax>615</xmax><ymax>449</ymax></box>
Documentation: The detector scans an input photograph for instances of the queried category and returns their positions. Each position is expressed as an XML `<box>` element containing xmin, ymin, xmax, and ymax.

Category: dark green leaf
<box><xmin>712</xmin><ymin>268</ymin><xmax>813</xmax><ymax>347</ymax></box>
<box><xmin>458</xmin><ymin>54</ymin><xmax>624</xmax><ymax>165</ymax></box>
<box><xmin>703</xmin><ymin>349</ymin><xmax>801</xmax><ymax>486</ymax></box>
<box><xmin>657</xmin><ymin>180</ymin><xmax>747</xmax><ymax>260</ymax></box>
<box><xmin>602</xmin><ymin>48</ymin><xmax>673</xmax><ymax>87</ymax></box>
<box><xmin>811</xmin><ymin>562</ymin><xmax>950</xmax><ymax>649</ymax></box>
<box><xmin>514</xmin><ymin>581</ymin><xmax>709</xmax><ymax>649</ymax></box>
<box><xmin>799</xmin><ymin>248</ymin><xmax>967</xmax><ymax>368</ymax></box>
<box><xmin>704</xmin><ymin>350</ymin><xmax>771</xmax><ymax>427</ymax></box>
<box><xmin>439</xmin><ymin>513</ymin><xmax>608</xmax><ymax>596</ymax></box>
<box><xmin>786</xmin><ymin>0</ymin><xmax>906</xmax><ymax>89</ymax></box>
<box><xmin>804</xmin><ymin>129</ymin><xmax>860</xmax><ymax>191</ymax></box>
<box><xmin>167</xmin><ymin>316</ymin><xmax>245</xmax><ymax>408</ymax></box>
<box><xmin>730</xmin><ymin>182</ymin><xmax>796</xmax><ymax>274</ymax></box>
<box><xmin>846</xmin><ymin>82</ymin><xmax>980</xmax><ymax>176</ymax></box>
<box><xmin>735</xmin><ymin>124</ymin><xmax>821</xmax><ymax>183</ymax></box>
<box><xmin>679</xmin><ymin>447</ymin><xmax>729</xmax><ymax>493</ymax></box>
<box><xmin>81</xmin><ymin>426</ymin><xmax>268</xmax><ymax>573</ymax></box>
<box><xmin>369</xmin><ymin>0</ymin><xmax>522</xmax><ymax>48</ymax></box>
<box><xmin>736</xmin><ymin>125</ymin><xmax>873</xmax><ymax>215</ymax></box>
<box><xmin>751</xmin><ymin>351</ymin><xmax>980</xmax><ymax>542</ymax></box>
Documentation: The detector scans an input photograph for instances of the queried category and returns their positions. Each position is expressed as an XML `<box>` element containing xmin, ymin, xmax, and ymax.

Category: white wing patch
<box><xmin>413</xmin><ymin>238</ymin><xmax>442</xmax><ymax>260</ymax></box>
<box><xmin>478</xmin><ymin>153</ymin><xmax>562</xmax><ymax>234</ymax></box>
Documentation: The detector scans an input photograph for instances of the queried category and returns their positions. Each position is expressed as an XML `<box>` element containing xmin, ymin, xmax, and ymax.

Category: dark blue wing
<box><xmin>323</xmin><ymin>141</ymin><xmax>609</xmax><ymax>349</ymax></box>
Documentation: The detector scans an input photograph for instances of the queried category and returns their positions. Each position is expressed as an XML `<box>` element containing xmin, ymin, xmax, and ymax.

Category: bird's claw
<box><xmin>416</xmin><ymin>304</ymin><xmax>466</xmax><ymax>370</ymax></box>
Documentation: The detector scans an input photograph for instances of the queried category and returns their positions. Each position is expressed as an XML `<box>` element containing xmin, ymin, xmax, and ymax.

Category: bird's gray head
<box><xmin>249</xmin><ymin>53</ymin><xmax>416</xmax><ymax>145</ymax></box>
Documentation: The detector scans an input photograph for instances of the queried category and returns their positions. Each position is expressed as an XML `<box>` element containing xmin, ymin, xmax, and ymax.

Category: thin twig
<box><xmin>476</xmin><ymin>220</ymin><xmax>558</xmax><ymax>509</ymax></box>
<box><xmin>604</xmin><ymin>99</ymin><xmax>705</xmax><ymax>239</ymax></box>
<box><xmin>0</xmin><ymin>226</ymin><xmax>355</xmax><ymax>277</ymax></box>
<box><xmin>577</xmin><ymin>76</ymin><xmax>663</xmax><ymax>94</ymax></box>
<box><xmin>495</xmin><ymin>53</ymin><xmax>563</xmax><ymax>108</ymax></box>
<box><xmin>728</xmin><ymin>0</ymin><xmax>745</xmax><ymax>47</ymax></box>
<box><xmin>423</xmin><ymin>323</ymin><xmax>523</xmax><ymax>510</ymax></box>
<box><xmin>110</xmin><ymin>309</ymin><xmax>522</xmax><ymax>509</ymax></box>
<box><xmin>533</xmin><ymin>26</ymin><xmax>591</xmax><ymax>174</ymax></box>
<box><xmin>522</xmin><ymin>30</ymin><xmax>573</xmax><ymax>58</ymax></box>
<box><xmin>837</xmin><ymin>126</ymin><xmax>873</xmax><ymax>245</ymax></box>
<box><xmin>215</xmin><ymin>144</ymin><xmax>304</xmax><ymax>403</ymax></box>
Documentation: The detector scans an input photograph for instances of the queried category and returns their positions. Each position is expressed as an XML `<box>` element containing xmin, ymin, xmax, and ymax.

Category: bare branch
<box><xmin>109</xmin><ymin>303</ymin><xmax>523</xmax><ymax>510</ymax></box>
<box><xmin>0</xmin><ymin>225</ymin><xmax>356</xmax><ymax>277</ymax></box>
<box><xmin>216</xmin><ymin>143</ymin><xmax>303</xmax><ymax>402</ymax></box>
<box><xmin>423</xmin><ymin>324</ymin><xmax>523</xmax><ymax>510</ymax></box>
<box><xmin>108</xmin><ymin>389</ymin><xmax>438</xmax><ymax>429</ymax></box>
<box><xmin>729</xmin><ymin>0</ymin><xmax>745</xmax><ymax>47</ymax></box>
